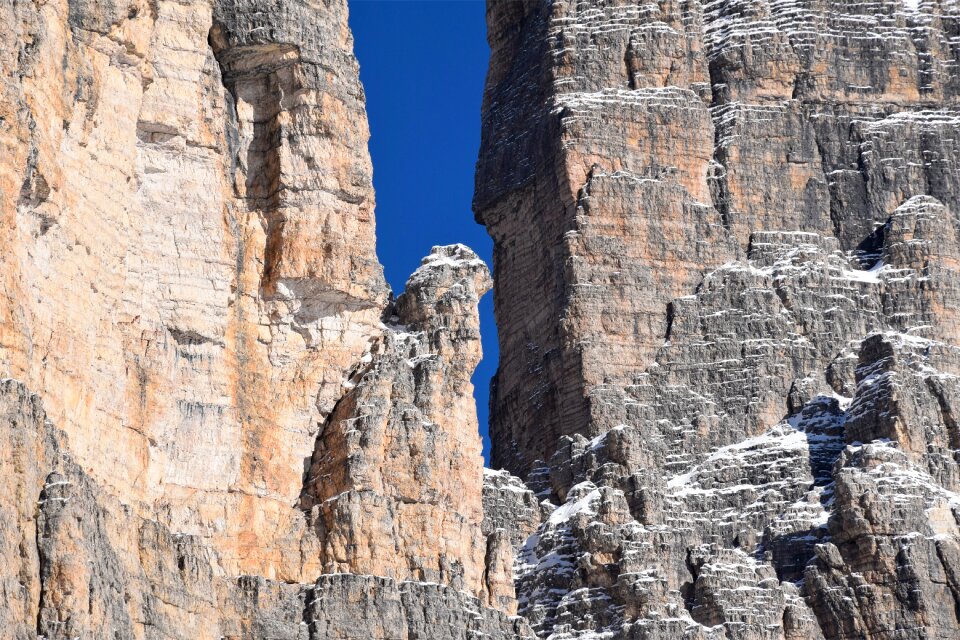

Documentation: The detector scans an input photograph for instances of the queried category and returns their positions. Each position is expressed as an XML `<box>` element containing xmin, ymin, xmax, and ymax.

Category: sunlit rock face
<box><xmin>0</xmin><ymin>377</ymin><xmax>533</xmax><ymax>640</ymax></box>
<box><xmin>2</xmin><ymin>0</ymin><xmax>389</xmax><ymax>582</ymax></box>
<box><xmin>0</xmin><ymin>1</ymin><xmax>532</xmax><ymax>637</ymax></box>
<box><xmin>476</xmin><ymin>0</ymin><xmax>960</xmax><ymax>638</ymax></box>
<box><xmin>299</xmin><ymin>245</ymin><xmax>495</xmax><ymax>598</ymax></box>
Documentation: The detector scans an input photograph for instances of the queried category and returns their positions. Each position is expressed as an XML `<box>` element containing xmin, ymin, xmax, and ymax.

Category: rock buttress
<box><xmin>300</xmin><ymin>244</ymin><xmax>512</xmax><ymax>607</ymax></box>
<box><xmin>1</xmin><ymin>0</ymin><xmax>391</xmax><ymax>581</ymax></box>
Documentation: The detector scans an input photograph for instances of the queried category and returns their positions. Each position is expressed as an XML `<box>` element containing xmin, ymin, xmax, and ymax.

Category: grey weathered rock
<box><xmin>307</xmin><ymin>574</ymin><xmax>535</xmax><ymax>640</ymax></box>
<box><xmin>483</xmin><ymin>468</ymin><xmax>548</xmax><ymax>549</ymax></box>
<box><xmin>476</xmin><ymin>1</ymin><xmax>960</xmax><ymax>638</ymax></box>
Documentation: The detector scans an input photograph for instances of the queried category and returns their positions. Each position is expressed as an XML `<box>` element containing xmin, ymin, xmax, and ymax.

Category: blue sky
<box><xmin>348</xmin><ymin>1</ymin><xmax>497</xmax><ymax>460</ymax></box>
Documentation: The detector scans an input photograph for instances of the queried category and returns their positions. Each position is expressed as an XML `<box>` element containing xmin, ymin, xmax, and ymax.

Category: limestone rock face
<box><xmin>2</xmin><ymin>0</ymin><xmax>390</xmax><ymax>582</ymax></box>
<box><xmin>477</xmin><ymin>1</ymin><xmax>960</xmax><ymax>638</ymax></box>
<box><xmin>7</xmin><ymin>0</ymin><xmax>960</xmax><ymax>638</ymax></box>
<box><xmin>0</xmin><ymin>0</ymin><xmax>531</xmax><ymax>638</ymax></box>
<box><xmin>300</xmin><ymin>245</ymin><xmax>494</xmax><ymax>597</ymax></box>
<box><xmin>0</xmin><ymin>376</ymin><xmax>532</xmax><ymax>639</ymax></box>
<box><xmin>0</xmin><ymin>242</ymin><xmax>521</xmax><ymax>637</ymax></box>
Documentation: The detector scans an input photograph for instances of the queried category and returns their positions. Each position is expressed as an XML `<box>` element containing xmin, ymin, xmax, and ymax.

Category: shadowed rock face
<box><xmin>476</xmin><ymin>0</ymin><xmax>960</xmax><ymax>638</ymax></box>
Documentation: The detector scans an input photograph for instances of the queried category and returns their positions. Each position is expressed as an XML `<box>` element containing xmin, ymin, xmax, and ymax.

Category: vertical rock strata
<box><xmin>477</xmin><ymin>0</ymin><xmax>960</xmax><ymax>638</ymax></box>
<box><xmin>0</xmin><ymin>1</ymin><xmax>530</xmax><ymax>638</ymax></box>
<box><xmin>3</xmin><ymin>0</ymin><xmax>389</xmax><ymax>582</ymax></box>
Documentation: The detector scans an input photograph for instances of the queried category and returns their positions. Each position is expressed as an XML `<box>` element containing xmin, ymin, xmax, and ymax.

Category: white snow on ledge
<box><xmin>666</xmin><ymin>425</ymin><xmax>808</xmax><ymax>494</ymax></box>
<box><xmin>422</xmin><ymin>245</ymin><xmax>481</xmax><ymax>261</ymax></box>
<box><xmin>547</xmin><ymin>482</ymin><xmax>600</xmax><ymax>525</ymax></box>
<box><xmin>839</xmin><ymin>260</ymin><xmax>886</xmax><ymax>283</ymax></box>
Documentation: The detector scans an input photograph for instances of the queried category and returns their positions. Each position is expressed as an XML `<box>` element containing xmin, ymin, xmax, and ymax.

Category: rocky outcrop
<box><xmin>0</xmin><ymin>0</ymin><xmax>530</xmax><ymax>637</ymax></box>
<box><xmin>477</xmin><ymin>1</ymin><xmax>960</xmax><ymax>638</ymax></box>
<box><xmin>299</xmin><ymin>245</ymin><xmax>494</xmax><ymax>597</ymax></box>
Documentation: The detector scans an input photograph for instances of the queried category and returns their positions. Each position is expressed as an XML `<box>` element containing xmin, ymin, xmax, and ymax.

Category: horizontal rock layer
<box><xmin>476</xmin><ymin>0</ymin><xmax>960</xmax><ymax>638</ymax></box>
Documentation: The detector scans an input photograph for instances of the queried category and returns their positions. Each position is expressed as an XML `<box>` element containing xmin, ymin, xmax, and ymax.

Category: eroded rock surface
<box><xmin>0</xmin><ymin>0</ymin><xmax>529</xmax><ymax>637</ymax></box>
<box><xmin>0</xmin><ymin>374</ymin><xmax>532</xmax><ymax>639</ymax></box>
<box><xmin>299</xmin><ymin>245</ymin><xmax>495</xmax><ymax>599</ymax></box>
<box><xmin>476</xmin><ymin>1</ymin><xmax>960</xmax><ymax>638</ymax></box>
<box><xmin>2</xmin><ymin>0</ymin><xmax>389</xmax><ymax>582</ymax></box>
<box><xmin>5</xmin><ymin>0</ymin><xmax>960</xmax><ymax>638</ymax></box>
<box><xmin>0</xmin><ymin>272</ymin><xmax>529</xmax><ymax>640</ymax></box>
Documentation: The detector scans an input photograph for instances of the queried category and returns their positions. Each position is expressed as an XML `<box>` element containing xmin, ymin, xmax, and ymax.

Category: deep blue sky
<box><xmin>348</xmin><ymin>1</ymin><xmax>497</xmax><ymax>461</ymax></box>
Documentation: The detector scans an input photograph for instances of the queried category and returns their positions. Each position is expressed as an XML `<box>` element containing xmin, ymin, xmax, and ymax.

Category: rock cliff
<box><xmin>476</xmin><ymin>0</ymin><xmax>960</xmax><ymax>638</ymax></box>
<box><xmin>4</xmin><ymin>0</ymin><xmax>960</xmax><ymax>639</ymax></box>
<box><xmin>0</xmin><ymin>1</ymin><xmax>528</xmax><ymax>637</ymax></box>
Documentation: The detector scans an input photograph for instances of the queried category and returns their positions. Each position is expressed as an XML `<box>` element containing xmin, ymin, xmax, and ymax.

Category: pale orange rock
<box><xmin>0</xmin><ymin>0</ymin><xmax>507</xmax><ymax>615</ymax></box>
<box><xmin>301</xmin><ymin>245</ymin><xmax>496</xmax><ymax>599</ymax></box>
<box><xmin>0</xmin><ymin>0</ymin><xmax>390</xmax><ymax>583</ymax></box>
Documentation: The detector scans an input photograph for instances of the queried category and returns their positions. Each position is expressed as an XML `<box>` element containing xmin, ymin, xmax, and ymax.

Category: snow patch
<box><xmin>548</xmin><ymin>484</ymin><xmax>601</xmax><ymax>525</ymax></box>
